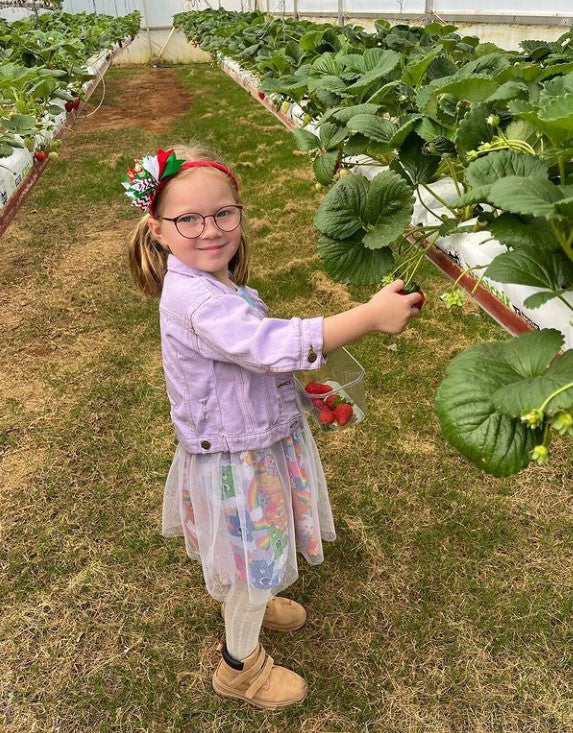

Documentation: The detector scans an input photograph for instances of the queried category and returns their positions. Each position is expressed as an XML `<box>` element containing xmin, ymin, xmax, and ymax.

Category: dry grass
<box><xmin>1</xmin><ymin>63</ymin><xmax>572</xmax><ymax>733</ymax></box>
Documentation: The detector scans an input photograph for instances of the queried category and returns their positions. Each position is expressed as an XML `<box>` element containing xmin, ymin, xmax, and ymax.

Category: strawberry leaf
<box><xmin>317</xmin><ymin>233</ymin><xmax>395</xmax><ymax>284</ymax></box>
<box><xmin>435</xmin><ymin>329</ymin><xmax>566</xmax><ymax>476</ymax></box>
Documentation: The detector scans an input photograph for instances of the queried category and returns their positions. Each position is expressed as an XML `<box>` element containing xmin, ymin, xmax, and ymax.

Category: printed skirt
<box><xmin>161</xmin><ymin>417</ymin><xmax>336</xmax><ymax>602</ymax></box>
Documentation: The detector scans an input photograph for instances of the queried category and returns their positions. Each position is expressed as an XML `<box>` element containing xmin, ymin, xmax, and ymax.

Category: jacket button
<box><xmin>307</xmin><ymin>348</ymin><xmax>317</xmax><ymax>363</ymax></box>
<box><xmin>201</xmin><ymin>440</ymin><xmax>211</xmax><ymax>450</ymax></box>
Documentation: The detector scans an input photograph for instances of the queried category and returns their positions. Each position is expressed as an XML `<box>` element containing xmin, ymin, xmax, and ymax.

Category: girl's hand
<box><xmin>366</xmin><ymin>279</ymin><xmax>422</xmax><ymax>334</ymax></box>
<box><xmin>322</xmin><ymin>279</ymin><xmax>422</xmax><ymax>353</ymax></box>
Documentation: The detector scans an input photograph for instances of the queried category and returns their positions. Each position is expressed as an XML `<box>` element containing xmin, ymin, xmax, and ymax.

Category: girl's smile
<box><xmin>149</xmin><ymin>168</ymin><xmax>242</xmax><ymax>287</ymax></box>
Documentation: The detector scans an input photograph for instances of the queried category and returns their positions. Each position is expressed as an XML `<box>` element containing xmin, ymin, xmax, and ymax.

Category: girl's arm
<box><xmin>323</xmin><ymin>279</ymin><xmax>422</xmax><ymax>353</ymax></box>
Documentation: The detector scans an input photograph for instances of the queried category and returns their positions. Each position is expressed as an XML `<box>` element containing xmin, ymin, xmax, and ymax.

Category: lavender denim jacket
<box><xmin>159</xmin><ymin>255</ymin><xmax>326</xmax><ymax>454</ymax></box>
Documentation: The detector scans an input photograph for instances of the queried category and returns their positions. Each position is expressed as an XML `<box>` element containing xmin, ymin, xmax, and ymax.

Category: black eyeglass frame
<box><xmin>159</xmin><ymin>204</ymin><xmax>244</xmax><ymax>239</ymax></box>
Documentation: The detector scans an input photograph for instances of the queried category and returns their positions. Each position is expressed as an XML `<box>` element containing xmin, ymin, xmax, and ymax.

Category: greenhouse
<box><xmin>1</xmin><ymin>0</ymin><xmax>572</xmax><ymax>730</ymax></box>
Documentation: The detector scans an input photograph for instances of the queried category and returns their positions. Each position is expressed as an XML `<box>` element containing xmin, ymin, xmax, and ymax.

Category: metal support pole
<box><xmin>425</xmin><ymin>0</ymin><xmax>434</xmax><ymax>21</ymax></box>
<box><xmin>293</xmin><ymin>0</ymin><xmax>298</xmax><ymax>21</ymax></box>
<box><xmin>140</xmin><ymin>0</ymin><xmax>154</xmax><ymax>62</ymax></box>
<box><xmin>337</xmin><ymin>0</ymin><xmax>344</xmax><ymax>27</ymax></box>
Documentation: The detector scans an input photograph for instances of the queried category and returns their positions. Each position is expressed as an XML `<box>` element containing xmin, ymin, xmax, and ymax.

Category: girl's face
<box><xmin>149</xmin><ymin>168</ymin><xmax>242</xmax><ymax>285</ymax></box>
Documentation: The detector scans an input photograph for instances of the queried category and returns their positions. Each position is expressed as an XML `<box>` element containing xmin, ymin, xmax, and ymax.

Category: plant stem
<box><xmin>539</xmin><ymin>380</ymin><xmax>573</xmax><ymax>414</ymax></box>
<box><xmin>558</xmin><ymin>155</ymin><xmax>566</xmax><ymax>186</ymax></box>
<box><xmin>420</xmin><ymin>183</ymin><xmax>455</xmax><ymax>214</ymax></box>
<box><xmin>557</xmin><ymin>294</ymin><xmax>573</xmax><ymax>313</ymax></box>
<box><xmin>445</xmin><ymin>158</ymin><xmax>462</xmax><ymax>197</ymax></box>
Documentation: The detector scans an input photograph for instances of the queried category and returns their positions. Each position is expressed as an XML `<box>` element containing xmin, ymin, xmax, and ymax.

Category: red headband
<box><xmin>180</xmin><ymin>160</ymin><xmax>239</xmax><ymax>190</ymax></box>
<box><xmin>150</xmin><ymin>159</ymin><xmax>239</xmax><ymax>216</ymax></box>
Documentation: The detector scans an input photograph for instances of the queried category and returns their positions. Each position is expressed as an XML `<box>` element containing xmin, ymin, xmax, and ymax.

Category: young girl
<box><xmin>123</xmin><ymin>142</ymin><xmax>422</xmax><ymax>710</ymax></box>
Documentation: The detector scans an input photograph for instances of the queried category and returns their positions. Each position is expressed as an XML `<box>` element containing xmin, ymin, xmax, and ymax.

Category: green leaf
<box><xmin>486</xmin><ymin>176</ymin><xmax>563</xmax><ymax>218</ymax></box>
<box><xmin>454</xmin><ymin>101</ymin><xmax>493</xmax><ymax>156</ymax></box>
<box><xmin>313</xmin><ymin>151</ymin><xmax>339</xmax><ymax>185</ymax></box>
<box><xmin>362</xmin><ymin>170</ymin><xmax>414</xmax><ymax>248</ymax></box>
<box><xmin>451</xmin><ymin>184</ymin><xmax>492</xmax><ymax>208</ymax></box>
<box><xmin>347</xmin><ymin>113</ymin><xmax>396</xmax><ymax>143</ymax></box>
<box><xmin>366</xmin><ymin>80</ymin><xmax>401</xmax><ymax>105</ymax></box>
<box><xmin>485</xmin><ymin>245</ymin><xmax>573</xmax><ymax>290</ymax></box>
<box><xmin>523</xmin><ymin>291</ymin><xmax>559</xmax><ymax>308</ymax></box>
<box><xmin>317</xmin><ymin>233</ymin><xmax>395</xmax><ymax>284</ymax></box>
<box><xmin>329</xmin><ymin>103</ymin><xmax>381</xmax><ymax>124</ymax></box>
<box><xmin>319</xmin><ymin>122</ymin><xmax>347</xmax><ymax>149</ymax></box>
<box><xmin>307</xmin><ymin>74</ymin><xmax>348</xmax><ymax>96</ymax></box>
<box><xmin>314</xmin><ymin>173</ymin><xmax>369</xmax><ymax>239</ymax></box>
<box><xmin>486</xmin><ymin>80</ymin><xmax>528</xmax><ymax>104</ymax></box>
<box><xmin>401</xmin><ymin>47</ymin><xmax>441</xmax><ymax>87</ymax></box>
<box><xmin>391</xmin><ymin>132</ymin><xmax>440</xmax><ymax>185</ymax></box>
<box><xmin>415</xmin><ymin>117</ymin><xmax>451</xmax><ymax>142</ymax></box>
<box><xmin>292</xmin><ymin>127</ymin><xmax>320</xmax><ymax>152</ymax></box>
<box><xmin>464</xmin><ymin>150</ymin><xmax>548</xmax><ymax>188</ymax></box>
<box><xmin>492</xmin><ymin>348</ymin><xmax>573</xmax><ymax>417</ymax></box>
<box><xmin>346</xmin><ymin>51</ymin><xmax>402</xmax><ymax>96</ymax></box>
<box><xmin>435</xmin><ymin>329</ymin><xmax>565</xmax><ymax>476</ymax></box>
<box><xmin>488</xmin><ymin>213</ymin><xmax>559</xmax><ymax>250</ymax></box>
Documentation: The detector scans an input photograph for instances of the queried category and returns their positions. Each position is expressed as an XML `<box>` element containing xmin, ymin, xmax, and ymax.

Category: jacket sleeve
<box><xmin>188</xmin><ymin>291</ymin><xmax>325</xmax><ymax>374</ymax></box>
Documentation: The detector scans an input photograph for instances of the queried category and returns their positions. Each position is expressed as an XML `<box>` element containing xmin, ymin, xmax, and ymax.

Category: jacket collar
<box><xmin>167</xmin><ymin>254</ymin><xmax>236</xmax><ymax>292</ymax></box>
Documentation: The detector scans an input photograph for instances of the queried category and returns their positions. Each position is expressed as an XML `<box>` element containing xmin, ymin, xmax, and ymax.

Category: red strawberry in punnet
<box><xmin>311</xmin><ymin>398</ymin><xmax>325</xmax><ymax>408</ymax></box>
<box><xmin>333</xmin><ymin>403</ymin><xmax>353</xmax><ymax>426</ymax></box>
<box><xmin>318</xmin><ymin>407</ymin><xmax>335</xmax><ymax>424</ymax></box>
<box><xmin>324</xmin><ymin>394</ymin><xmax>343</xmax><ymax>409</ymax></box>
<box><xmin>304</xmin><ymin>381</ymin><xmax>331</xmax><ymax>395</ymax></box>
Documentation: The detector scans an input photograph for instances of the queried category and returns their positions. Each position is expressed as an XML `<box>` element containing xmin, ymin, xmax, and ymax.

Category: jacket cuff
<box><xmin>300</xmin><ymin>316</ymin><xmax>326</xmax><ymax>370</ymax></box>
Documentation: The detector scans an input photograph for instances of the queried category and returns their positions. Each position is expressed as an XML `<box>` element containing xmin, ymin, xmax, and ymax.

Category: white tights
<box><xmin>224</xmin><ymin>583</ymin><xmax>271</xmax><ymax>661</ymax></box>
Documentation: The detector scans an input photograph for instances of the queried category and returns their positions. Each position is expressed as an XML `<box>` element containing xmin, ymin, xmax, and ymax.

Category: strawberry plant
<box><xmin>436</xmin><ymin>329</ymin><xmax>573</xmax><ymax>475</ymax></box>
<box><xmin>179</xmin><ymin>10</ymin><xmax>573</xmax><ymax>474</ymax></box>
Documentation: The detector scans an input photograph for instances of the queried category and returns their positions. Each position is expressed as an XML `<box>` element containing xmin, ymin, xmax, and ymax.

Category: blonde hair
<box><xmin>128</xmin><ymin>142</ymin><xmax>249</xmax><ymax>296</ymax></box>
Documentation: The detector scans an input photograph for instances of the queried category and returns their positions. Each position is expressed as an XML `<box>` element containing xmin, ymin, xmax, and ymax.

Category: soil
<box><xmin>80</xmin><ymin>66</ymin><xmax>194</xmax><ymax>133</ymax></box>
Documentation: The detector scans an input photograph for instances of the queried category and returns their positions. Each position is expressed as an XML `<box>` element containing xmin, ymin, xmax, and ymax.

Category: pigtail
<box><xmin>230</xmin><ymin>234</ymin><xmax>250</xmax><ymax>287</ymax></box>
<box><xmin>128</xmin><ymin>214</ymin><xmax>168</xmax><ymax>297</ymax></box>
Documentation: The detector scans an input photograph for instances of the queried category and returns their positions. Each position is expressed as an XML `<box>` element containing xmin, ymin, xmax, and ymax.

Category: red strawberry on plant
<box><xmin>34</xmin><ymin>150</ymin><xmax>47</xmax><ymax>162</ymax></box>
<box><xmin>333</xmin><ymin>403</ymin><xmax>353</xmax><ymax>426</ymax></box>
<box><xmin>258</xmin><ymin>92</ymin><xmax>265</xmax><ymax>100</ymax></box>
<box><xmin>318</xmin><ymin>407</ymin><xmax>335</xmax><ymax>424</ymax></box>
<box><xmin>73</xmin><ymin>97</ymin><xmax>81</xmax><ymax>110</ymax></box>
<box><xmin>399</xmin><ymin>281</ymin><xmax>426</xmax><ymax>310</ymax></box>
<box><xmin>65</xmin><ymin>101</ymin><xmax>74</xmax><ymax>112</ymax></box>
<box><xmin>305</xmin><ymin>381</ymin><xmax>331</xmax><ymax>395</ymax></box>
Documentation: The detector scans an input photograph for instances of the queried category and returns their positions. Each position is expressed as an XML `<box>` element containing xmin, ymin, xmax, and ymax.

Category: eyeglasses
<box><xmin>160</xmin><ymin>204</ymin><xmax>243</xmax><ymax>239</ymax></box>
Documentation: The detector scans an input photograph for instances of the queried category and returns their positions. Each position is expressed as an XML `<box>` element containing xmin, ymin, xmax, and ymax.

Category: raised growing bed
<box><xmin>0</xmin><ymin>11</ymin><xmax>139</xmax><ymax>237</ymax></box>
<box><xmin>218</xmin><ymin>54</ymin><xmax>572</xmax><ymax>346</ymax></box>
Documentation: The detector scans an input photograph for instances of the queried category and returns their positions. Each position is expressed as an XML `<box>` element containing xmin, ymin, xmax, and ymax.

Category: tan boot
<box><xmin>221</xmin><ymin>596</ymin><xmax>307</xmax><ymax>632</ymax></box>
<box><xmin>262</xmin><ymin>596</ymin><xmax>307</xmax><ymax>631</ymax></box>
<box><xmin>212</xmin><ymin>643</ymin><xmax>307</xmax><ymax>710</ymax></box>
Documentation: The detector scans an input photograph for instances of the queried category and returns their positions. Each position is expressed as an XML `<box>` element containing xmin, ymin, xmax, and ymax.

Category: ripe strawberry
<box><xmin>258</xmin><ymin>91</ymin><xmax>265</xmax><ymax>100</ymax></box>
<box><xmin>333</xmin><ymin>403</ymin><xmax>353</xmax><ymax>426</ymax></box>
<box><xmin>73</xmin><ymin>97</ymin><xmax>81</xmax><ymax>110</ymax></box>
<box><xmin>324</xmin><ymin>394</ymin><xmax>343</xmax><ymax>409</ymax></box>
<box><xmin>304</xmin><ymin>381</ymin><xmax>331</xmax><ymax>395</ymax></box>
<box><xmin>65</xmin><ymin>101</ymin><xmax>74</xmax><ymax>112</ymax></box>
<box><xmin>311</xmin><ymin>398</ymin><xmax>324</xmax><ymax>408</ymax></box>
<box><xmin>399</xmin><ymin>281</ymin><xmax>426</xmax><ymax>311</ymax></box>
<box><xmin>318</xmin><ymin>406</ymin><xmax>335</xmax><ymax>424</ymax></box>
<box><xmin>34</xmin><ymin>150</ymin><xmax>47</xmax><ymax>162</ymax></box>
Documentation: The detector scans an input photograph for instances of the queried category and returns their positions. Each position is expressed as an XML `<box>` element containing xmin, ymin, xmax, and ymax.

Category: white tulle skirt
<box><xmin>161</xmin><ymin>417</ymin><xmax>336</xmax><ymax>602</ymax></box>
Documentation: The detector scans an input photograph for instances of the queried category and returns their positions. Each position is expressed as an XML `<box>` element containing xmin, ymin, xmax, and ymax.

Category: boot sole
<box><xmin>212</xmin><ymin>674</ymin><xmax>308</xmax><ymax>710</ymax></box>
<box><xmin>261</xmin><ymin>617</ymin><xmax>307</xmax><ymax>632</ymax></box>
